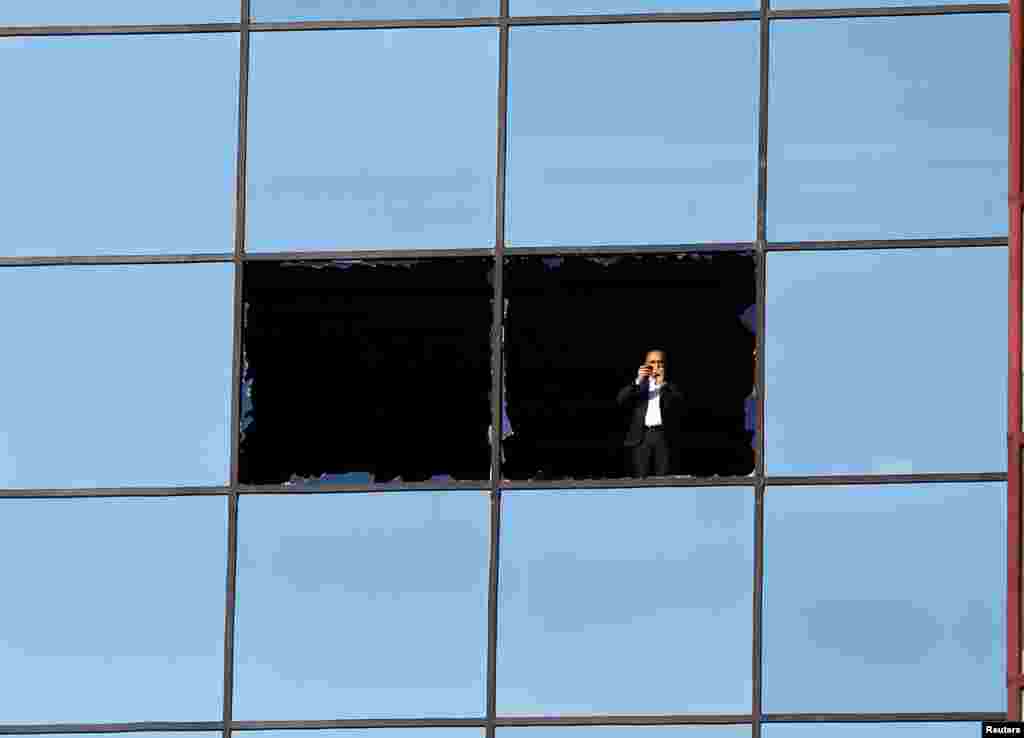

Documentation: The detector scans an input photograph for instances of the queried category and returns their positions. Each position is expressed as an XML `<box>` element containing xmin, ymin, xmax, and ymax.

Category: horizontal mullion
<box><xmin>0</xmin><ymin>714</ymin><xmax>1006</xmax><ymax>734</ymax></box>
<box><xmin>0</xmin><ymin>253</ymin><xmax>235</xmax><ymax>268</ymax></box>
<box><xmin>250</xmin><ymin>17</ymin><xmax>500</xmax><ymax>31</ymax></box>
<box><xmin>0</xmin><ymin>239</ymin><xmax>1002</xmax><ymax>267</ymax></box>
<box><xmin>0</xmin><ymin>722</ymin><xmax>223</xmax><ymax>735</ymax></box>
<box><xmin>766</xmin><ymin>236</ymin><xmax>1007</xmax><ymax>251</ymax></box>
<box><xmin>0</xmin><ymin>3</ymin><xmax>1008</xmax><ymax>37</ymax></box>
<box><xmin>237</xmin><ymin>480</ymin><xmax>491</xmax><ymax>494</ymax></box>
<box><xmin>0</xmin><ymin>472</ymin><xmax>1006</xmax><ymax>497</ymax></box>
<box><xmin>496</xmin><ymin>714</ymin><xmax>751</xmax><ymax>726</ymax></box>
<box><xmin>243</xmin><ymin>248</ymin><xmax>495</xmax><ymax>261</ymax></box>
<box><xmin>0</xmin><ymin>486</ymin><xmax>231</xmax><ymax>499</ymax></box>
<box><xmin>503</xmin><ymin>241</ymin><xmax>756</xmax><ymax>255</ymax></box>
<box><xmin>0</xmin><ymin>23</ymin><xmax>239</xmax><ymax>37</ymax></box>
<box><xmin>763</xmin><ymin>711</ymin><xmax>1006</xmax><ymax>722</ymax></box>
<box><xmin>765</xmin><ymin>471</ymin><xmax>1007</xmax><ymax>486</ymax></box>
<box><xmin>234</xmin><ymin>718</ymin><xmax>485</xmax><ymax>730</ymax></box>
<box><xmin>508</xmin><ymin>10</ymin><xmax>759</xmax><ymax>24</ymax></box>
<box><xmin>500</xmin><ymin>475</ymin><xmax>755</xmax><ymax>490</ymax></box>
<box><xmin>769</xmin><ymin>3</ymin><xmax>1007</xmax><ymax>17</ymax></box>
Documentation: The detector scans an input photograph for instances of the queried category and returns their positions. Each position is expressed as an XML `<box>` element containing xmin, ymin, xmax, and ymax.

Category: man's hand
<box><xmin>637</xmin><ymin>365</ymin><xmax>653</xmax><ymax>382</ymax></box>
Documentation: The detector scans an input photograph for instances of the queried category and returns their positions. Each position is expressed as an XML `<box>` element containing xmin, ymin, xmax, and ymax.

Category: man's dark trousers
<box><xmin>631</xmin><ymin>426</ymin><xmax>670</xmax><ymax>478</ymax></box>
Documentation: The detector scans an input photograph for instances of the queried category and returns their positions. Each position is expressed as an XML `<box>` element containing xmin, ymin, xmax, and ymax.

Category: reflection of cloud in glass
<box><xmin>242</xmin><ymin>517</ymin><xmax>487</xmax><ymax>595</ymax></box>
<box><xmin>800</xmin><ymin>599</ymin><xmax>944</xmax><ymax>665</ymax></box>
<box><xmin>952</xmin><ymin>598</ymin><xmax>1001</xmax><ymax>665</ymax></box>
<box><xmin>872</xmin><ymin>458</ymin><xmax>913</xmax><ymax>474</ymax></box>
<box><xmin>258</xmin><ymin>170</ymin><xmax>487</xmax><ymax>234</ymax></box>
<box><xmin>517</xmin><ymin>543</ymin><xmax>751</xmax><ymax>632</ymax></box>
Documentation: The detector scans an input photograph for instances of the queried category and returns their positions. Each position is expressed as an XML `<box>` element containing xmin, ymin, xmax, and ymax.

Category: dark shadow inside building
<box><xmin>239</xmin><ymin>257</ymin><xmax>493</xmax><ymax>485</ymax></box>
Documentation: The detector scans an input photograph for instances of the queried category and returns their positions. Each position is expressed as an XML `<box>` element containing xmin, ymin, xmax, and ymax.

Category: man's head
<box><xmin>644</xmin><ymin>349</ymin><xmax>667</xmax><ymax>382</ymax></box>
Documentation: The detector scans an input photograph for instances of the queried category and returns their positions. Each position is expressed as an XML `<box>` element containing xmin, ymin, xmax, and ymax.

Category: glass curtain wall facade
<box><xmin>0</xmin><ymin>0</ymin><xmax>1019</xmax><ymax>735</ymax></box>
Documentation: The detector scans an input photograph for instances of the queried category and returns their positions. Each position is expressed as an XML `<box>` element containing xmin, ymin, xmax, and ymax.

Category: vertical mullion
<box><xmin>753</xmin><ymin>0</ymin><xmax>771</xmax><ymax>732</ymax></box>
<box><xmin>752</xmin><ymin>479</ymin><xmax>766</xmax><ymax>736</ymax></box>
<box><xmin>221</xmin><ymin>493</ymin><xmax>241</xmax><ymax>738</ymax></box>
<box><xmin>224</xmin><ymin>1</ymin><xmax>250</xmax><ymax>736</ymax></box>
<box><xmin>1008</xmin><ymin>0</ymin><xmax>1022</xmax><ymax>711</ymax></box>
<box><xmin>487</xmin><ymin>7</ymin><xmax>511</xmax><ymax>737</ymax></box>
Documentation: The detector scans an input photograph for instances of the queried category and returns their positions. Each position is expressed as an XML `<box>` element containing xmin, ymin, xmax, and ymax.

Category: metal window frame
<box><xmin>1009</xmin><ymin>0</ymin><xmax>1023</xmax><ymax>714</ymax></box>
<box><xmin>0</xmin><ymin>0</ymin><xmax>1016</xmax><ymax>733</ymax></box>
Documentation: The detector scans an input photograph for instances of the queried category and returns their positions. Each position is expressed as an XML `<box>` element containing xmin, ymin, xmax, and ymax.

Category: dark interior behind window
<box><xmin>501</xmin><ymin>252</ymin><xmax>756</xmax><ymax>480</ymax></box>
<box><xmin>240</xmin><ymin>257</ymin><xmax>493</xmax><ymax>485</ymax></box>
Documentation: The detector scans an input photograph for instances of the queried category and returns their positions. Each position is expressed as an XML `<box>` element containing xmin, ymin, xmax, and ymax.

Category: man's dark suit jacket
<box><xmin>616</xmin><ymin>379</ymin><xmax>687</xmax><ymax>448</ymax></box>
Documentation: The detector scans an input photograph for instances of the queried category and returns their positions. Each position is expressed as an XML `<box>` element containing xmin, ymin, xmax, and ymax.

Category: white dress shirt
<box><xmin>636</xmin><ymin>377</ymin><xmax>664</xmax><ymax>427</ymax></box>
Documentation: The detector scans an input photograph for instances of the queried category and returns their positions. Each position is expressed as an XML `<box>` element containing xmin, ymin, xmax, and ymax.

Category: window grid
<box><xmin>0</xmin><ymin>0</ymin><xmax>1016</xmax><ymax>733</ymax></box>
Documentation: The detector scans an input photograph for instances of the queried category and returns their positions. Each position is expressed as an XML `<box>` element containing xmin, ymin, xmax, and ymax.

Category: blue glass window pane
<box><xmin>498</xmin><ymin>487</ymin><xmax>754</xmax><ymax>714</ymax></box>
<box><xmin>764</xmin><ymin>726</ymin><xmax>980</xmax><ymax>738</ymax></box>
<box><xmin>765</xmin><ymin>248</ymin><xmax>1007</xmax><ymax>475</ymax></box>
<box><xmin>506</xmin><ymin>24</ymin><xmax>759</xmax><ymax>248</ymax></box>
<box><xmin>763</xmin><ymin>483</ymin><xmax>1006</xmax><ymax>713</ymax></box>
<box><xmin>0</xmin><ymin>1</ymin><xmax>237</xmax><ymax>23</ymax></box>
<box><xmin>1</xmin><ymin>35</ymin><xmax>239</xmax><ymax>257</ymax></box>
<box><xmin>0</xmin><ymin>264</ymin><xmax>234</xmax><ymax>489</ymax></box>
<box><xmin>246</xmin><ymin>29</ymin><xmax>498</xmax><ymax>253</ymax></box>
<box><xmin>253</xmin><ymin>0</ymin><xmax>497</xmax><ymax>21</ymax></box>
<box><xmin>0</xmin><ymin>497</ymin><xmax>228</xmax><ymax>722</ymax></box>
<box><xmin>768</xmin><ymin>16</ymin><xmax>1008</xmax><ymax>241</ymax></box>
<box><xmin>234</xmin><ymin>492</ymin><xmax>489</xmax><ymax>718</ymax></box>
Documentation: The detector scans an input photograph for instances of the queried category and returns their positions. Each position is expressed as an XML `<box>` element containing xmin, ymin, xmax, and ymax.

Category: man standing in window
<box><xmin>616</xmin><ymin>349</ymin><xmax>686</xmax><ymax>478</ymax></box>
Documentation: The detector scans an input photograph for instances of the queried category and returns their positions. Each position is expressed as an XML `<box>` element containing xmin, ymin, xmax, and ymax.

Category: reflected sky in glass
<box><xmin>0</xmin><ymin>35</ymin><xmax>238</xmax><ymax>257</ymax></box>
<box><xmin>246</xmin><ymin>28</ymin><xmax>498</xmax><ymax>252</ymax></box>
<box><xmin>765</xmin><ymin>248</ymin><xmax>1007</xmax><ymax>475</ymax></box>
<box><xmin>769</xmin><ymin>16</ymin><xmax>1008</xmax><ymax>241</ymax></box>
<box><xmin>254</xmin><ymin>0</ymin><xmax>497</xmax><ymax>20</ymax></box>
<box><xmin>498</xmin><ymin>488</ymin><xmax>754</xmax><ymax>714</ymax></box>
<box><xmin>506</xmin><ymin>24</ymin><xmax>758</xmax><ymax>247</ymax></box>
<box><xmin>0</xmin><ymin>497</ymin><xmax>227</xmax><ymax>722</ymax></box>
<box><xmin>0</xmin><ymin>1</ymin><xmax>237</xmax><ymax>24</ymax></box>
<box><xmin>234</xmin><ymin>491</ymin><xmax>489</xmax><ymax>718</ymax></box>
<box><xmin>0</xmin><ymin>264</ymin><xmax>234</xmax><ymax>489</ymax></box>
<box><xmin>763</xmin><ymin>726</ymin><xmax>980</xmax><ymax>738</ymax></box>
<box><xmin>763</xmin><ymin>483</ymin><xmax>1006</xmax><ymax>713</ymax></box>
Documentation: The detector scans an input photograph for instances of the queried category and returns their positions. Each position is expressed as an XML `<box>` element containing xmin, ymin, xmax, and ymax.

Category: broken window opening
<box><xmin>500</xmin><ymin>251</ymin><xmax>757</xmax><ymax>481</ymax></box>
<box><xmin>239</xmin><ymin>257</ymin><xmax>493</xmax><ymax>486</ymax></box>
